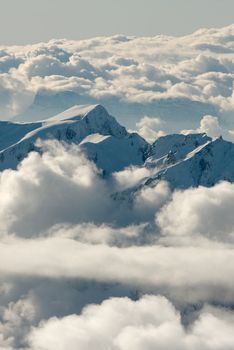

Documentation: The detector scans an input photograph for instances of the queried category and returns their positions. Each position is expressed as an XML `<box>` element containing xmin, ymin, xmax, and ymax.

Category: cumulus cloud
<box><xmin>198</xmin><ymin>115</ymin><xmax>222</xmax><ymax>138</ymax></box>
<box><xmin>156</xmin><ymin>181</ymin><xmax>234</xmax><ymax>242</ymax></box>
<box><xmin>28</xmin><ymin>295</ymin><xmax>234</xmax><ymax>350</ymax></box>
<box><xmin>0</xmin><ymin>296</ymin><xmax>37</xmax><ymax>349</ymax></box>
<box><xmin>133</xmin><ymin>181</ymin><xmax>171</xmax><ymax>222</ymax></box>
<box><xmin>136</xmin><ymin>116</ymin><xmax>166</xmax><ymax>143</ymax></box>
<box><xmin>0</xmin><ymin>24</ymin><xmax>233</xmax><ymax>130</ymax></box>
<box><xmin>181</xmin><ymin>114</ymin><xmax>234</xmax><ymax>141</ymax></box>
<box><xmin>0</xmin><ymin>140</ymin><xmax>113</xmax><ymax>236</ymax></box>
<box><xmin>0</xmin><ymin>51</ymin><xmax>23</xmax><ymax>73</ymax></box>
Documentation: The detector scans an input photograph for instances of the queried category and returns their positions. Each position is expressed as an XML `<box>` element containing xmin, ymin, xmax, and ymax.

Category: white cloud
<box><xmin>0</xmin><ymin>140</ymin><xmax>113</xmax><ymax>236</ymax></box>
<box><xmin>28</xmin><ymin>295</ymin><xmax>234</xmax><ymax>350</ymax></box>
<box><xmin>133</xmin><ymin>181</ymin><xmax>171</xmax><ymax>221</ymax></box>
<box><xmin>0</xmin><ymin>141</ymin><xmax>233</xmax><ymax>307</ymax></box>
<box><xmin>136</xmin><ymin>116</ymin><xmax>166</xmax><ymax>143</ymax></box>
<box><xmin>113</xmin><ymin>166</ymin><xmax>151</xmax><ymax>191</ymax></box>
<box><xmin>0</xmin><ymin>24</ymin><xmax>234</xmax><ymax>128</ymax></box>
<box><xmin>0</xmin><ymin>296</ymin><xmax>37</xmax><ymax>349</ymax></box>
<box><xmin>181</xmin><ymin>114</ymin><xmax>234</xmax><ymax>141</ymax></box>
<box><xmin>0</xmin><ymin>139</ymin><xmax>233</xmax><ymax>347</ymax></box>
<box><xmin>156</xmin><ymin>181</ymin><xmax>234</xmax><ymax>241</ymax></box>
<box><xmin>0</xmin><ymin>139</ymin><xmax>172</xmax><ymax>237</ymax></box>
<box><xmin>199</xmin><ymin>115</ymin><xmax>222</xmax><ymax>138</ymax></box>
<box><xmin>1</xmin><ymin>235</ymin><xmax>234</xmax><ymax>306</ymax></box>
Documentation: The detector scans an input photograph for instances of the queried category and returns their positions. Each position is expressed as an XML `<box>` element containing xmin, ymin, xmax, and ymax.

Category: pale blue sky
<box><xmin>1</xmin><ymin>0</ymin><xmax>234</xmax><ymax>44</ymax></box>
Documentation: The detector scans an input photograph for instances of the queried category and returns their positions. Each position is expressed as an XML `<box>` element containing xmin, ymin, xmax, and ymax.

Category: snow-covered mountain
<box><xmin>1</xmin><ymin>103</ymin><xmax>234</xmax><ymax>190</ymax></box>
<box><xmin>0</xmin><ymin>104</ymin><xmax>148</xmax><ymax>173</ymax></box>
<box><xmin>145</xmin><ymin>135</ymin><xmax>234</xmax><ymax>189</ymax></box>
<box><xmin>145</xmin><ymin>133</ymin><xmax>211</xmax><ymax>167</ymax></box>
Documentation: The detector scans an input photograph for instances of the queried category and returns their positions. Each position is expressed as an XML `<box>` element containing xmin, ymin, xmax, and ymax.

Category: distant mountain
<box><xmin>12</xmin><ymin>90</ymin><xmax>88</xmax><ymax>122</ymax></box>
<box><xmin>1</xmin><ymin>104</ymin><xmax>234</xmax><ymax>191</ymax></box>
<box><xmin>12</xmin><ymin>90</ymin><xmax>218</xmax><ymax>132</ymax></box>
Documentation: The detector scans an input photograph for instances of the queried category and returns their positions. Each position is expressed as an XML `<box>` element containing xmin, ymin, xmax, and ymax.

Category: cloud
<box><xmin>17</xmin><ymin>53</ymin><xmax>97</xmax><ymax>80</ymax></box>
<box><xmin>0</xmin><ymin>51</ymin><xmax>23</xmax><ymax>73</ymax></box>
<box><xmin>0</xmin><ymin>141</ymin><xmax>234</xmax><ymax>308</ymax></box>
<box><xmin>1</xmin><ymin>25</ymin><xmax>234</xmax><ymax>346</ymax></box>
<box><xmin>0</xmin><ymin>137</ymin><xmax>234</xmax><ymax>348</ymax></box>
<box><xmin>173</xmin><ymin>54</ymin><xmax>229</xmax><ymax>76</ymax></box>
<box><xmin>1</xmin><ymin>234</ymin><xmax>234</xmax><ymax>306</ymax></box>
<box><xmin>156</xmin><ymin>181</ymin><xmax>234</xmax><ymax>242</ymax></box>
<box><xmin>181</xmin><ymin>114</ymin><xmax>234</xmax><ymax>141</ymax></box>
<box><xmin>28</xmin><ymin>295</ymin><xmax>234</xmax><ymax>350</ymax></box>
<box><xmin>0</xmin><ymin>24</ymin><xmax>234</xmax><ymax>129</ymax></box>
<box><xmin>0</xmin><ymin>296</ymin><xmax>37</xmax><ymax>349</ymax></box>
<box><xmin>0</xmin><ymin>139</ymin><xmax>172</xmax><ymax>237</ymax></box>
<box><xmin>0</xmin><ymin>140</ymin><xmax>112</xmax><ymax>236</ymax></box>
<box><xmin>0</xmin><ymin>73</ymin><xmax>33</xmax><ymax>118</ymax></box>
<box><xmin>133</xmin><ymin>181</ymin><xmax>171</xmax><ymax>222</ymax></box>
<box><xmin>49</xmin><ymin>222</ymin><xmax>149</xmax><ymax>247</ymax></box>
<box><xmin>198</xmin><ymin>115</ymin><xmax>222</xmax><ymax>138</ymax></box>
<box><xmin>113</xmin><ymin>166</ymin><xmax>151</xmax><ymax>191</ymax></box>
<box><xmin>136</xmin><ymin>116</ymin><xmax>166</xmax><ymax>143</ymax></box>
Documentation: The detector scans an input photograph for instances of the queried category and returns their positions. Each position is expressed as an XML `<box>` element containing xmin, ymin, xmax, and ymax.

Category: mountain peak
<box><xmin>146</xmin><ymin>132</ymin><xmax>211</xmax><ymax>168</ymax></box>
<box><xmin>0</xmin><ymin>104</ymin><xmax>132</xmax><ymax>171</ymax></box>
<box><xmin>47</xmin><ymin>104</ymin><xmax>104</xmax><ymax>122</ymax></box>
<box><xmin>145</xmin><ymin>135</ymin><xmax>234</xmax><ymax>189</ymax></box>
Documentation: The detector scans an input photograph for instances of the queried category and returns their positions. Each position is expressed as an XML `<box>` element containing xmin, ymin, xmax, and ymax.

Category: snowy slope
<box><xmin>147</xmin><ymin>136</ymin><xmax>234</xmax><ymax>189</ymax></box>
<box><xmin>145</xmin><ymin>133</ymin><xmax>211</xmax><ymax>170</ymax></box>
<box><xmin>0</xmin><ymin>121</ymin><xmax>42</xmax><ymax>152</ymax></box>
<box><xmin>80</xmin><ymin>132</ymin><xmax>148</xmax><ymax>174</ymax></box>
<box><xmin>111</xmin><ymin>133</ymin><xmax>234</xmax><ymax>210</ymax></box>
<box><xmin>0</xmin><ymin>104</ymin><xmax>149</xmax><ymax>173</ymax></box>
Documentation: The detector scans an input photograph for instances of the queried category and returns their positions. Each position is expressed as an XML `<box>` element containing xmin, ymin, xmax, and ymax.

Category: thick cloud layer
<box><xmin>0</xmin><ymin>24</ymin><xmax>234</xmax><ymax>132</ymax></box>
<box><xmin>0</xmin><ymin>138</ymin><xmax>234</xmax><ymax>348</ymax></box>
<box><xmin>1</xmin><ymin>236</ymin><xmax>234</xmax><ymax>305</ymax></box>
<box><xmin>157</xmin><ymin>181</ymin><xmax>234</xmax><ymax>241</ymax></box>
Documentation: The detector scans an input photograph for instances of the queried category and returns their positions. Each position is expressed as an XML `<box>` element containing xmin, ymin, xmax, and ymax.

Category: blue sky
<box><xmin>1</xmin><ymin>0</ymin><xmax>234</xmax><ymax>44</ymax></box>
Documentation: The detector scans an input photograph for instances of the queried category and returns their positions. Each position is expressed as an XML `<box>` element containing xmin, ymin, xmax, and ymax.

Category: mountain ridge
<box><xmin>1</xmin><ymin>104</ymin><xmax>234</xmax><ymax>191</ymax></box>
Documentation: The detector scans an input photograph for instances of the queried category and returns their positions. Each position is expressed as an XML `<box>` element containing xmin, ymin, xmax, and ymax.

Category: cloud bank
<box><xmin>0</xmin><ymin>24</ymin><xmax>234</xmax><ymax>131</ymax></box>
<box><xmin>0</xmin><ymin>139</ymin><xmax>234</xmax><ymax>348</ymax></box>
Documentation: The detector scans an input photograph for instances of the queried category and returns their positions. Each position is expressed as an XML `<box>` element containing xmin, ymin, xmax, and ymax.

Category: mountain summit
<box><xmin>0</xmin><ymin>104</ymin><xmax>148</xmax><ymax>173</ymax></box>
